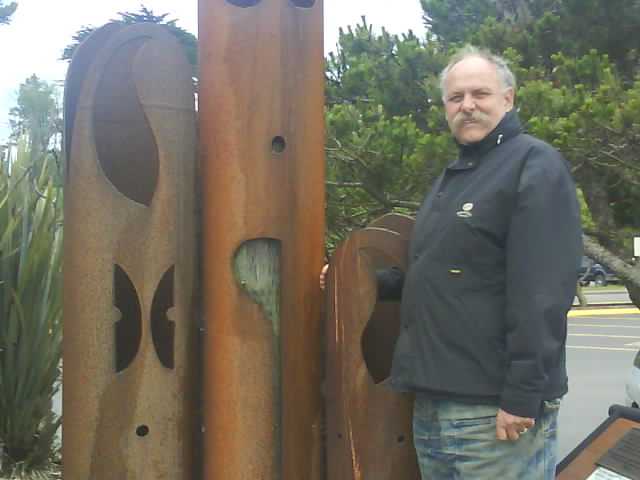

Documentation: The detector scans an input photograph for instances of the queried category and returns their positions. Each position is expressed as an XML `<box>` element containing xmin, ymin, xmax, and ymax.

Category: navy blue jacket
<box><xmin>381</xmin><ymin>110</ymin><xmax>582</xmax><ymax>418</ymax></box>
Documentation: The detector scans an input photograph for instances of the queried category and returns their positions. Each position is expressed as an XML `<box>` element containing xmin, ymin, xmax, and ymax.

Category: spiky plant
<box><xmin>0</xmin><ymin>134</ymin><xmax>62</xmax><ymax>478</ymax></box>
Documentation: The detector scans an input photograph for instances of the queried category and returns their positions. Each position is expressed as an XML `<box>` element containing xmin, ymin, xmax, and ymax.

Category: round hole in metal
<box><xmin>272</xmin><ymin>136</ymin><xmax>286</xmax><ymax>153</ymax></box>
<box><xmin>136</xmin><ymin>425</ymin><xmax>150</xmax><ymax>437</ymax></box>
<box><xmin>227</xmin><ymin>0</ymin><xmax>261</xmax><ymax>6</ymax></box>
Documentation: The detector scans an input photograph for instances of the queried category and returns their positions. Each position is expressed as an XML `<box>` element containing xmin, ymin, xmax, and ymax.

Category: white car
<box><xmin>625</xmin><ymin>348</ymin><xmax>640</xmax><ymax>408</ymax></box>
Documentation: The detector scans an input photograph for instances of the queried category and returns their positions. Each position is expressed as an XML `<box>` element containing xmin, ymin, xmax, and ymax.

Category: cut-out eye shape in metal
<box><xmin>114</xmin><ymin>265</ymin><xmax>142</xmax><ymax>373</ymax></box>
<box><xmin>361</xmin><ymin>299</ymin><xmax>402</xmax><ymax>384</ymax></box>
<box><xmin>150</xmin><ymin>266</ymin><xmax>175</xmax><ymax>370</ymax></box>
<box><xmin>114</xmin><ymin>264</ymin><xmax>176</xmax><ymax>372</ymax></box>
<box><xmin>360</xmin><ymin>250</ymin><xmax>403</xmax><ymax>385</ymax></box>
<box><xmin>93</xmin><ymin>37</ymin><xmax>159</xmax><ymax>206</ymax></box>
<box><xmin>64</xmin><ymin>23</ymin><xmax>125</xmax><ymax>182</ymax></box>
<box><xmin>227</xmin><ymin>0</ymin><xmax>261</xmax><ymax>7</ymax></box>
<box><xmin>290</xmin><ymin>0</ymin><xmax>315</xmax><ymax>7</ymax></box>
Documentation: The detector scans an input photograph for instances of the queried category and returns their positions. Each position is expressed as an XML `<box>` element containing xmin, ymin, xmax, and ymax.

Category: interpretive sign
<box><xmin>595</xmin><ymin>428</ymin><xmax>640</xmax><ymax>480</ymax></box>
<box><xmin>556</xmin><ymin>405</ymin><xmax>640</xmax><ymax>480</ymax></box>
<box><xmin>587</xmin><ymin>467</ymin><xmax>631</xmax><ymax>480</ymax></box>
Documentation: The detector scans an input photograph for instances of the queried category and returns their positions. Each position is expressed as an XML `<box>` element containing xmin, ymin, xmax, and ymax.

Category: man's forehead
<box><xmin>450</xmin><ymin>55</ymin><xmax>494</xmax><ymax>71</ymax></box>
<box><xmin>445</xmin><ymin>58</ymin><xmax>500</xmax><ymax>87</ymax></box>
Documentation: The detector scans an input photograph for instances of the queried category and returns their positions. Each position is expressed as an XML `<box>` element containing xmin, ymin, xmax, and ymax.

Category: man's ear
<box><xmin>504</xmin><ymin>88</ymin><xmax>515</xmax><ymax>111</ymax></box>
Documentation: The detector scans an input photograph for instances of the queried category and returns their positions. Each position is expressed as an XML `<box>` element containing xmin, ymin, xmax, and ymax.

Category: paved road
<box><xmin>557</xmin><ymin>307</ymin><xmax>639</xmax><ymax>461</ymax></box>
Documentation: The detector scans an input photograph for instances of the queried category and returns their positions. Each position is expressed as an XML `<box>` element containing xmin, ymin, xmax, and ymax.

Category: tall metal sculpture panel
<box><xmin>325</xmin><ymin>214</ymin><xmax>421</xmax><ymax>479</ymax></box>
<box><xmin>199</xmin><ymin>0</ymin><xmax>325</xmax><ymax>478</ymax></box>
<box><xmin>63</xmin><ymin>24</ymin><xmax>198</xmax><ymax>479</ymax></box>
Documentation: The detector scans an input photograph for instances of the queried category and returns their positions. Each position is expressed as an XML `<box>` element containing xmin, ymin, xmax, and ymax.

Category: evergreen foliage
<box><xmin>325</xmin><ymin>22</ymin><xmax>452</xmax><ymax>248</ymax></box>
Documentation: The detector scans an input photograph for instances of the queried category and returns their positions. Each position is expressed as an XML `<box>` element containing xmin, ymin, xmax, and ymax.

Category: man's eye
<box><xmin>449</xmin><ymin>95</ymin><xmax>462</xmax><ymax>102</ymax></box>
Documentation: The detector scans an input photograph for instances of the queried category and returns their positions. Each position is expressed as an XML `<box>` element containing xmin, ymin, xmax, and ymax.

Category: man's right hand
<box><xmin>319</xmin><ymin>264</ymin><xmax>329</xmax><ymax>290</ymax></box>
<box><xmin>495</xmin><ymin>408</ymin><xmax>535</xmax><ymax>441</ymax></box>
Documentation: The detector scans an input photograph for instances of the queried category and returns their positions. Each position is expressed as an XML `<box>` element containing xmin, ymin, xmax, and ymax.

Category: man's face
<box><xmin>443</xmin><ymin>56</ymin><xmax>514</xmax><ymax>145</ymax></box>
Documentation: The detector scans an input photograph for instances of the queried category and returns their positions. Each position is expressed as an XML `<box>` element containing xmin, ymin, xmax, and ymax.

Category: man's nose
<box><xmin>461</xmin><ymin>94</ymin><xmax>475</xmax><ymax>112</ymax></box>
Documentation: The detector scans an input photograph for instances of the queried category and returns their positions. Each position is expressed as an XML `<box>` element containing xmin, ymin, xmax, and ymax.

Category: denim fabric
<box><xmin>412</xmin><ymin>396</ymin><xmax>560</xmax><ymax>479</ymax></box>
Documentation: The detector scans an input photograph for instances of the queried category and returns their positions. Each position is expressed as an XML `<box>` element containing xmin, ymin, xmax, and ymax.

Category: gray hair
<box><xmin>439</xmin><ymin>45</ymin><xmax>516</xmax><ymax>99</ymax></box>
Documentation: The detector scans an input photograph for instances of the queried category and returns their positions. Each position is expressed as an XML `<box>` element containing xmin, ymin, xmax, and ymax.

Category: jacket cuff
<box><xmin>499</xmin><ymin>388</ymin><xmax>542</xmax><ymax>419</ymax></box>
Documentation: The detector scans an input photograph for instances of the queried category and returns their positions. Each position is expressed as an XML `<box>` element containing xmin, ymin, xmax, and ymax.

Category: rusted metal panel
<box><xmin>326</xmin><ymin>215</ymin><xmax>421</xmax><ymax>480</ymax></box>
<box><xmin>369</xmin><ymin>213</ymin><xmax>415</xmax><ymax>240</ymax></box>
<box><xmin>198</xmin><ymin>0</ymin><xmax>325</xmax><ymax>479</ymax></box>
<box><xmin>63</xmin><ymin>24</ymin><xmax>198</xmax><ymax>479</ymax></box>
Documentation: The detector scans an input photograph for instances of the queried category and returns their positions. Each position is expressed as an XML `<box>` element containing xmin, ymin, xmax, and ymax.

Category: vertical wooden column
<box><xmin>198</xmin><ymin>0</ymin><xmax>325</xmax><ymax>478</ymax></box>
<box><xmin>63</xmin><ymin>24</ymin><xmax>198</xmax><ymax>479</ymax></box>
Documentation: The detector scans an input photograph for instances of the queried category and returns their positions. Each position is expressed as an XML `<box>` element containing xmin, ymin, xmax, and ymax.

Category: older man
<box><xmin>380</xmin><ymin>45</ymin><xmax>582</xmax><ymax>479</ymax></box>
<box><xmin>323</xmin><ymin>45</ymin><xmax>582</xmax><ymax>479</ymax></box>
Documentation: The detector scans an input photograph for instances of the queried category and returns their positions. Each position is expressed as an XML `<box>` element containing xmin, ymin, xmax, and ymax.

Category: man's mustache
<box><xmin>451</xmin><ymin>111</ymin><xmax>489</xmax><ymax>129</ymax></box>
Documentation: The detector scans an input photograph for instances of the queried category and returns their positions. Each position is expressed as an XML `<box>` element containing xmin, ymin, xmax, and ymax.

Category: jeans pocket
<box><xmin>542</xmin><ymin>397</ymin><xmax>562</xmax><ymax>412</ymax></box>
<box><xmin>451</xmin><ymin>415</ymin><xmax>496</xmax><ymax>428</ymax></box>
<box><xmin>541</xmin><ymin>398</ymin><xmax>561</xmax><ymax>438</ymax></box>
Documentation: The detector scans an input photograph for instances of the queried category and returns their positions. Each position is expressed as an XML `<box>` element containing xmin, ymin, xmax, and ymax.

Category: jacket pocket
<box><xmin>428</xmin><ymin>262</ymin><xmax>508</xmax><ymax>388</ymax></box>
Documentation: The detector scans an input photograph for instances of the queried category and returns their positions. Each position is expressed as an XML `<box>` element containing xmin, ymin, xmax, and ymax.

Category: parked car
<box><xmin>625</xmin><ymin>347</ymin><xmax>640</xmax><ymax>409</ymax></box>
<box><xmin>578</xmin><ymin>257</ymin><xmax>620</xmax><ymax>286</ymax></box>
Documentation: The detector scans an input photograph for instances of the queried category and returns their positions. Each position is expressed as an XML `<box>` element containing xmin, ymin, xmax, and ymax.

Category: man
<box><xmin>322</xmin><ymin>45</ymin><xmax>582</xmax><ymax>479</ymax></box>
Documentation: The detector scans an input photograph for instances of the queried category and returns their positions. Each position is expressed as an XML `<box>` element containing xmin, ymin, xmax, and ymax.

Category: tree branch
<box><xmin>583</xmin><ymin>234</ymin><xmax>640</xmax><ymax>285</ymax></box>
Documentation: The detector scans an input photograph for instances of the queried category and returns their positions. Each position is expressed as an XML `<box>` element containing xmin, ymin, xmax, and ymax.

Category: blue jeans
<box><xmin>412</xmin><ymin>396</ymin><xmax>560</xmax><ymax>480</ymax></box>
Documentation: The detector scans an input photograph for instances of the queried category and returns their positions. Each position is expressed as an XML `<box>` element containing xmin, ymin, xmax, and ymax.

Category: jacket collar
<box><xmin>448</xmin><ymin>109</ymin><xmax>523</xmax><ymax>169</ymax></box>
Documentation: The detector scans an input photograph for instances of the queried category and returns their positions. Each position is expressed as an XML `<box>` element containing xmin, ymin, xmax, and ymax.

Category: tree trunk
<box><xmin>574</xmin><ymin>164</ymin><xmax>622</xmax><ymax>253</ymax></box>
<box><xmin>575</xmin><ymin>282</ymin><xmax>588</xmax><ymax>307</ymax></box>
<box><xmin>583</xmin><ymin>235</ymin><xmax>640</xmax><ymax>308</ymax></box>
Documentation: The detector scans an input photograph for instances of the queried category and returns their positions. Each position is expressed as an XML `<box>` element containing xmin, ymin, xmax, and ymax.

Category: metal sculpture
<box><xmin>63</xmin><ymin>23</ymin><xmax>198</xmax><ymax>479</ymax></box>
<box><xmin>198</xmin><ymin>0</ymin><xmax>325</xmax><ymax>478</ymax></box>
<box><xmin>325</xmin><ymin>213</ymin><xmax>421</xmax><ymax>479</ymax></box>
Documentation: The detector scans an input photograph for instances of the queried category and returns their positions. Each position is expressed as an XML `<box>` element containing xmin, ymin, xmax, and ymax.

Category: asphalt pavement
<box><xmin>557</xmin><ymin>304</ymin><xmax>639</xmax><ymax>462</ymax></box>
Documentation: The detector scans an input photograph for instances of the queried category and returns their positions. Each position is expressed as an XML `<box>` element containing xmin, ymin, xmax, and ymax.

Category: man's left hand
<box><xmin>495</xmin><ymin>408</ymin><xmax>535</xmax><ymax>441</ymax></box>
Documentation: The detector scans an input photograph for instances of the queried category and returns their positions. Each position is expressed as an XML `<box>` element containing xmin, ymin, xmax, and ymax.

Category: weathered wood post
<box><xmin>198</xmin><ymin>0</ymin><xmax>325</xmax><ymax>478</ymax></box>
<box><xmin>63</xmin><ymin>24</ymin><xmax>199</xmax><ymax>479</ymax></box>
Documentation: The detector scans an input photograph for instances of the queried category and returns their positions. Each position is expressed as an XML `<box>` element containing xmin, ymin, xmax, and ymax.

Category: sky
<box><xmin>0</xmin><ymin>0</ymin><xmax>426</xmax><ymax>143</ymax></box>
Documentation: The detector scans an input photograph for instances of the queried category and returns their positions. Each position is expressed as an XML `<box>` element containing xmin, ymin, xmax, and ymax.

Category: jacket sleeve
<box><xmin>376</xmin><ymin>266</ymin><xmax>404</xmax><ymax>301</ymax></box>
<box><xmin>499</xmin><ymin>141</ymin><xmax>582</xmax><ymax>418</ymax></box>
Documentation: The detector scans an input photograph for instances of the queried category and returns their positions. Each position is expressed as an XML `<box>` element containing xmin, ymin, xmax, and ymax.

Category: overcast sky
<box><xmin>0</xmin><ymin>0</ymin><xmax>425</xmax><ymax>143</ymax></box>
